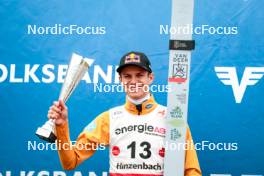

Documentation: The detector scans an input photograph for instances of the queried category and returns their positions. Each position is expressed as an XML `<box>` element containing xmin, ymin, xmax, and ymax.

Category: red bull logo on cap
<box><xmin>125</xmin><ymin>53</ymin><xmax>141</xmax><ymax>63</ymax></box>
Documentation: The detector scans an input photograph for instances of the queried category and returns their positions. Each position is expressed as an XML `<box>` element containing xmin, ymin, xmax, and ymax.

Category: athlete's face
<box><xmin>119</xmin><ymin>66</ymin><xmax>154</xmax><ymax>100</ymax></box>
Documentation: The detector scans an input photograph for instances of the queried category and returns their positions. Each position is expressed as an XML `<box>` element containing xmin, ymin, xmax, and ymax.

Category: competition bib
<box><xmin>109</xmin><ymin>105</ymin><xmax>167</xmax><ymax>176</ymax></box>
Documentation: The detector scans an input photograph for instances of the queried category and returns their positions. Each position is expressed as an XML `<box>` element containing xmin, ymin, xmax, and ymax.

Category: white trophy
<box><xmin>35</xmin><ymin>53</ymin><xmax>93</xmax><ymax>143</ymax></box>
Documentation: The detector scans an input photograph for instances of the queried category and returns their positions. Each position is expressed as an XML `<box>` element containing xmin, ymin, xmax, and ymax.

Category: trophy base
<box><xmin>35</xmin><ymin>119</ymin><xmax>57</xmax><ymax>143</ymax></box>
<box><xmin>36</xmin><ymin>127</ymin><xmax>57</xmax><ymax>143</ymax></box>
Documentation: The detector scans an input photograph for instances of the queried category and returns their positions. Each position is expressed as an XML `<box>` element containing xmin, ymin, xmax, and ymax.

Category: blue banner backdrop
<box><xmin>0</xmin><ymin>0</ymin><xmax>263</xmax><ymax>175</ymax></box>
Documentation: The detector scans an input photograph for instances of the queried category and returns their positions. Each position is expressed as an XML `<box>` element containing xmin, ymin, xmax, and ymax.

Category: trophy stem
<box><xmin>35</xmin><ymin>119</ymin><xmax>57</xmax><ymax>143</ymax></box>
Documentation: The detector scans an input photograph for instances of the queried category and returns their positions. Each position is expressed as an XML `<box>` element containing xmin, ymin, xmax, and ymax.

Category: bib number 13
<box><xmin>127</xmin><ymin>141</ymin><xmax>151</xmax><ymax>159</ymax></box>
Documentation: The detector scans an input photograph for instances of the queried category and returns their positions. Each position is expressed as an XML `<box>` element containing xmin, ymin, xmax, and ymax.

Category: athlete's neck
<box><xmin>127</xmin><ymin>94</ymin><xmax>150</xmax><ymax>105</ymax></box>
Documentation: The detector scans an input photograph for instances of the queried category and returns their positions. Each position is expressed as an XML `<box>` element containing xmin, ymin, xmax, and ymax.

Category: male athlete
<box><xmin>48</xmin><ymin>51</ymin><xmax>202</xmax><ymax>176</ymax></box>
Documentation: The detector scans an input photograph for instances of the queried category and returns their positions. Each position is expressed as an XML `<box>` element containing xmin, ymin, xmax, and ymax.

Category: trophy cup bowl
<box><xmin>35</xmin><ymin>53</ymin><xmax>93</xmax><ymax>143</ymax></box>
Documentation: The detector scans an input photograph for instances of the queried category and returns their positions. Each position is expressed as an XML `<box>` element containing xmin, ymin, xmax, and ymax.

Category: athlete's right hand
<box><xmin>47</xmin><ymin>100</ymin><xmax>68</xmax><ymax>126</ymax></box>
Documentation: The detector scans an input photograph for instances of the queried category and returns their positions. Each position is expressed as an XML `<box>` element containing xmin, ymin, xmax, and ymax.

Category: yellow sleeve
<box><xmin>184</xmin><ymin>127</ymin><xmax>202</xmax><ymax>176</ymax></box>
<box><xmin>55</xmin><ymin>111</ymin><xmax>110</xmax><ymax>170</ymax></box>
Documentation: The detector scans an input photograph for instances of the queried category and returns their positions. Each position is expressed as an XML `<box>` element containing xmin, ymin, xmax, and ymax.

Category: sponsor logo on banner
<box><xmin>215</xmin><ymin>67</ymin><xmax>264</xmax><ymax>103</ymax></box>
<box><xmin>210</xmin><ymin>174</ymin><xmax>263</xmax><ymax>176</ymax></box>
<box><xmin>0</xmin><ymin>171</ymin><xmax>108</xmax><ymax>176</ymax></box>
<box><xmin>169</xmin><ymin>53</ymin><xmax>189</xmax><ymax>83</ymax></box>
<box><xmin>0</xmin><ymin>53</ymin><xmax>120</xmax><ymax>84</ymax></box>
<box><xmin>0</xmin><ymin>170</ymin><xmax>261</xmax><ymax>176</ymax></box>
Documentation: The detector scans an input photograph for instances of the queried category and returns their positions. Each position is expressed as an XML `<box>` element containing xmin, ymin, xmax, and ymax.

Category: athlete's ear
<box><xmin>119</xmin><ymin>74</ymin><xmax>122</xmax><ymax>82</ymax></box>
<box><xmin>148</xmin><ymin>72</ymin><xmax>154</xmax><ymax>84</ymax></box>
